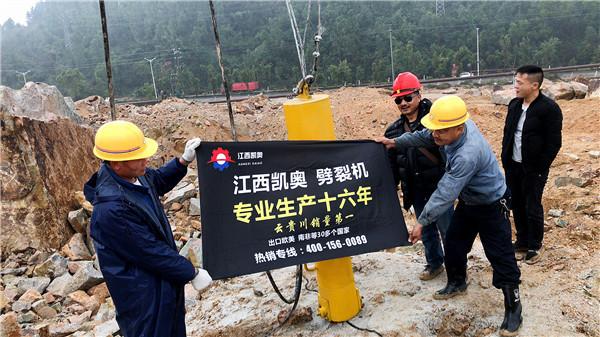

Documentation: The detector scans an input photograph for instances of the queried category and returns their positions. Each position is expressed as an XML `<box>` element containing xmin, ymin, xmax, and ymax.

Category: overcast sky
<box><xmin>1</xmin><ymin>0</ymin><xmax>41</xmax><ymax>25</ymax></box>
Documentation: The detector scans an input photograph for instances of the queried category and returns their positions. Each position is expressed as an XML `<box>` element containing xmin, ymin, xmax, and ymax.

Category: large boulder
<box><xmin>491</xmin><ymin>89</ymin><xmax>514</xmax><ymax>106</ymax></box>
<box><xmin>1</xmin><ymin>82</ymin><xmax>83</xmax><ymax>124</ymax></box>
<box><xmin>587</xmin><ymin>79</ymin><xmax>600</xmax><ymax>99</ymax></box>
<box><xmin>0</xmin><ymin>83</ymin><xmax>100</xmax><ymax>257</ymax></box>
<box><xmin>543</xmin><ymin>81</ymin><xmax>575</xmax><ymax>100</ymax></box>
<box><xmin>570</xmin><ymin>81</ymin><xmax>588</xmax><ymax>99</ymax></box>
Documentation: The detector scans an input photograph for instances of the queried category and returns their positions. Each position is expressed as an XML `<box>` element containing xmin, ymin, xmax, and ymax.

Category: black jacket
<box><xmin>384</xmin><ymin>98</ymin><xmax>445</xmax><ymax>210</ymax></box>
<box><xmin>501</xmin><ymin>91</ymin><xmax>563</xmax><ymax>173</ymax></box>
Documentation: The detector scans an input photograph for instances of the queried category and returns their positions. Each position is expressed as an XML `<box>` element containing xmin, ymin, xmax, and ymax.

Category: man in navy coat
<box><xmin>84</xmin><ymin>120</ymin><xmax>211</xmax><ymax>337</ymax></box>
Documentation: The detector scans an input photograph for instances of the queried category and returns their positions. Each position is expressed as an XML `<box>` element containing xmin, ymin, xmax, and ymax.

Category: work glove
<box><xmin>192</xmin><ymin>268</ymin><xmax>212</xmax><ymax>291</ymax></box>
<box><xmin>182</xmin><ymin>138</ymin><xmax>202</xmax><ymax>163</ymax></box>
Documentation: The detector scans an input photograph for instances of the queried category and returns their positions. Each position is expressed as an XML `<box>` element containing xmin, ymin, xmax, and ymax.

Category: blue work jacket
<box><xmin>84</xmin><ymin>158</ymin><xmax>196</xmax><ymax>337</ymax></box>
<box><xmin>393</xmin><ymin>119</ymin><xmax>506</xmax><ymax>226</ymax></box>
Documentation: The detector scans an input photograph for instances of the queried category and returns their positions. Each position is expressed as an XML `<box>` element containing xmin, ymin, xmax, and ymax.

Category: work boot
<box><xmin>433</xmin><ymin>274</ymin><xmax>470</xmax><ymax>300</ymax></box>
<box><xmin>512</xmin><ymin>241</ymin><xmax>528</xmax><ymax>253</ymax></box>
<box><xmin>525</xmin><ymin>246</ymin><xmax>545</xmax><ymax>264</ymax></box>
<box><xmin>499</xmin><ymin>284</ymin><xmax>523</xmax><ymax>336</ymax></box>
<box><xmin>419</xmin><ymin>265</ymin><xmax>444</xmax><ymax>281</ymax></box>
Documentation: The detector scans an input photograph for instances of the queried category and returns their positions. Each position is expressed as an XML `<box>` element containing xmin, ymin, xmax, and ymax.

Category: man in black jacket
<box><xmin>385</xmin><ymin>72</ymin><xmax>453</xmax><ymax>280</ymax></box>
<box><xmin>501</xmin><ymin>65</ymin><xmax>563</xmax><ymax>264</ymax></box>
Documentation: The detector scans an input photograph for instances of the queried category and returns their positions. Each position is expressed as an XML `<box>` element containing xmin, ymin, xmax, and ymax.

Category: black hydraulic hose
<box><xmin>266</xmin><ymin>267</ymin><xmax>300</xmax><ymax>304</ymax></box>
<box><xmin>263</xmin><ymin>265</ymin><xmax>303</xmax><ymax>336</ymax></box>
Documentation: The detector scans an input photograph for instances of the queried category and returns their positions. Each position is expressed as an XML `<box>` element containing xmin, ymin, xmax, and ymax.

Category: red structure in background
<box><xmin>220</xmin><ymin>82</ymin><xmax>259</xmax><ymax>93</ymax></box>
<box><xmin>232</xmin><ymin>82</ymin><xmax>248</xmax><ymax>91</ymax></box>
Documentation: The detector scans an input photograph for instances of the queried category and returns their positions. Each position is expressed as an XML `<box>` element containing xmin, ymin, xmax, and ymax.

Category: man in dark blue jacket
<box><xmin>84</xmin><ymin>120</ymin><xmax>211</xmax><ymax>337</ymax></box>
<box><xmin>501</xmin><ymin>65</ymin><xmax>563</xmax><ymax>265</ymax></box>
<box><xmin>385</xmin><ymin>72</ymin><xmax>453</xmax><ymax>281</ymax></box>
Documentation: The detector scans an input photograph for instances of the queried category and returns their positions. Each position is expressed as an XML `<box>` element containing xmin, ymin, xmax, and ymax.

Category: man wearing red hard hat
<box><xmin>384</xmin><ymin>72</ymin><xmax>453</xmax><ymax>281</ymax></box>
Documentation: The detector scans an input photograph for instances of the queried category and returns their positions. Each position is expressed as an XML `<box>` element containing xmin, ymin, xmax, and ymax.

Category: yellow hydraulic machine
<box><xmin>283</xmin><ymin>75</ymin><xmax>362</xmax><ymax>322</ymax></box>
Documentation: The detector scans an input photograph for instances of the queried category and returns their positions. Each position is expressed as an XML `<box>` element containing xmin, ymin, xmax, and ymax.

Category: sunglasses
<box><xmin>394</xmin><ymin>92</ymin><xmax>419</xmax><ymax>105</ymax></box>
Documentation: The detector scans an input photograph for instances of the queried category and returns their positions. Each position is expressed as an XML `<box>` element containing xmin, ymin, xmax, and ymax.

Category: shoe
<box><xmin>525</xmin><ymin>246</ymin><xmax>545</xmax><ymax>264</ymax></box>
<box><xmin>512</xmin><ymin>241</ymin><xmax>528</xmax><ymax>253</ymax></box>
<box><xmin>499</xmin><ymin>284</ymin><xmax>523</xmax><ymax>336</ymax></box>
<box><xmin>419</xmin><ymin>265</ymin><xmax>444</xmax><ymax>281</ymax></box>
<box><xmin>433</xmin><ymin>275</ymin><xmax>470</xmax><ymax>300</ymax></box>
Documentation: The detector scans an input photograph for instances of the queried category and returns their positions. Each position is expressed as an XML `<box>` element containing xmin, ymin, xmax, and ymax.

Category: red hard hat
<box><xmin>392</xmin><ymin>72</ymin><xmax>422</xmax><ymax>97</ymax></box>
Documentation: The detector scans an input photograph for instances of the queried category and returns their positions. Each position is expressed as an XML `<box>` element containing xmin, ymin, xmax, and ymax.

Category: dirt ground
<box><xmin>77</xmin><ymin>84</ymin><xmax>600</xmax><ymax>336</ymax></box>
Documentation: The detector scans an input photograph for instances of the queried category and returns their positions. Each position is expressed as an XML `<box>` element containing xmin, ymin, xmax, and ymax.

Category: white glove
<box><xmin>182</xmin><ymin>138</ymin><xmax>202</xmax><ymax>163</ymax></box>
<box><xmin>192</xmin><ymin>268</ymin><xmax>212</xmax><ymax>291</ymax></box>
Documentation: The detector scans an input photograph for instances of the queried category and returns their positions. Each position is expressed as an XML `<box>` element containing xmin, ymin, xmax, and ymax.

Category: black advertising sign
<box><xmin>196</xmin><ymin>140</ymin><xmax>409</xmax><ymax>280</ymax></box>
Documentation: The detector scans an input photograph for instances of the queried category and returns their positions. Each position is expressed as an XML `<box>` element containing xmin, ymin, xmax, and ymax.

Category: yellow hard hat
<box><xmin>93</xmin><ymin>121</ymin><xmax>158</xmax><ymax>161</ymax></box>
<box><xmin>421</xmin><ymin>95</ymin><xmax>469</xmax><ymax>130</ymax></box>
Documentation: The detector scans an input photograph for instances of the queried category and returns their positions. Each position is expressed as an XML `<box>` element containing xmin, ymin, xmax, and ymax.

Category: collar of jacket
<box><xmin>98</xmin><ymin>163</ymin><xmax>171</xmax><ymax>243</ymax></box>
<box><xmin>516</xmin><ymin>90</ymin><xmax>545</xmax><ymax>108</ymax></box>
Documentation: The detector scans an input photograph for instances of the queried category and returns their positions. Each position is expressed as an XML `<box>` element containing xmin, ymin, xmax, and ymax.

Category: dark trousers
<box><xmin>444</xmin><ymin>194</ymin><xmax>521</xmax><ymax>288</ymax></box>
<box><xmin>505</xmin><ymin>160</ymin><xmax>548</xmax><ymax>250</ymax></box>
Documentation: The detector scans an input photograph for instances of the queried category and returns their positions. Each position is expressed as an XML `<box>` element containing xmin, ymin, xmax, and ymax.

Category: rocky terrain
<box><xmin>1</xmin><ymin>77</ymin><xmax>599</xmax><ymax>337</ymax></box>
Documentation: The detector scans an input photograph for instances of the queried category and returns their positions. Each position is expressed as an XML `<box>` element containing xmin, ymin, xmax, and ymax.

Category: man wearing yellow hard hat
<box><xmin>376</xmin><ymin>96</ymin><xmax>523</xmax><ymax>337</ymax></box>
<box><xmin>84</xmin><ymin>120</ymin><xmax>211</xmax><ymax>337</ymax></box>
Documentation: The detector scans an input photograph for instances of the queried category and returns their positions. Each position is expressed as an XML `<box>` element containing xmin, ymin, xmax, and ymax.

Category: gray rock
<box><xmin>34</xmin><ymin>252</ymin><xmax>69</xmax><ymax>278</ymax></box>
<box><xmin>587</xmin><ymin>79</ymin><xmax>600</xmax><ymax>98</ymax></box>
<box><xmin>48</xmin><ymin>323</ymin><xmax>79</xmax><ymax>336</ymax></box>
<box><xmin>47</xmin><ymin>273</ymin><xmax>73</xmax><ymax>298</ymax></box>
<box><xmin>179</xmin><ymin>238</ymin><xmax>203</xmax><ymax>268</ymax></box>
<box><xmin>1</xmin><ymin>82</ymin><xmax>84</xmax><ymax>124</ymax></box>
<box><xmin>189</xmin><ymin>198</ymin><xmax>201</xmax><ymax>216</ymax></box>
<box><xmin>12</xmin><ymin>300</ymin><xmax>32</xmax><ymax>312</ymax></box>
<box><xmin>0</xmin><ymin>267</ymin><xmax>28</xmax><ymax>276</ymax></box>
<box><xmin>548</xmin><ymin>209</ymin><xmax>563</xmax><ymax>217</ymax></box>
<box><xmin>93</xmin><ymin>318</ymin><xmax>120</xmax><ymax>337</ymax></box>
<box><xmin>64</xmin><ymin>96</ymin><xmax>76</xmax><ymax>113</ymax></box>
<box><xmin>51</xmin><ymin>302</ymin><xmax>62</xmax><ymax>312</ymax></box>
<box><xmin>543</xmin><ymin>82</ymin><xmax>575</xmax><ymax>100</ymax></box>
<box><xmin>555</xmin><ymin>177</ymin><xmax>583</xmax><ymax>188</ymax></box>
<box><xmin>491</xmin><ymin>89</ymin><xmax>514</xmax><ymax>106</ymax></box>
<box><xmin>17</xmin><ymin>312</ymin><xmax>35</xmax><ymax>324</ymax></box>
<box><xmin>32</xmin><ymin>299</ymin><xmax>47</xmax><ymax>313</ymax></box>
<box><xmin>94</xmin><ymin>302</ymin><xmax>116</xmax><ymax>323</ymax></box>
<box><xmin>17</xmin><ymin>276</ymin><xmax>51</xmax><ymax>295</ymax></box>
<box><xmin>68</xmin><ymin>209</ymin><xmax>89</xmax><ymax>234</ymax></box>
<box><xmin>588</xmin><ymin>151</ymin><xmax>600</xmax><ymax>159</ymax></box>
<box><xmin>554</xmin><ymin>218</ymin><xmax>567</xmax><ymax>228</ymax></box>
<box><xmin>63</xmin><ymin>261</ymin><xmax>103</xmax><ymax>294</ymax></box>
<box><xmin>575</xmin><ymin>202</ymin><xmax>591</xmax><ymax>211</ymax></box>
<box><xmin>570</xmin><ymin>81</ymin><xmax>588</xmax><ymax>98</ymax></box>
<box><xmin>164</xmin><ymin>183</ymin><xmax>197</xmax><ymax>209</ymax></box>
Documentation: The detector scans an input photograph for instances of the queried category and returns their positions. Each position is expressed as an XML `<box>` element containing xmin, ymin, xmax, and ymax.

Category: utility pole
<box><xmin>389</xmin><ymin>25</ymin><xmax>394</xmax><ymax>81</ymax></box>
<box><xmin>476</xmin><ymin>27</ymin><xmax>480</xmax><ymax>76</ymax></box>
<box><xmin>144</xmin><ymin>57</ymin><xmax>158</xmax><ymax>99</ymax></box>
<box><xmin>99</xmin><ymin>0</ymin><xmax>116</xmax><ymax>121</ymax></box>
<box><xmin>15</xmin><ymin>70</ymin><xmax>31</xmax><ymax>85</ymax></box>
<box><xmin>209</xmin><ymin>0</ymin><xmax>237</xmax><ymax>141</ymax></box>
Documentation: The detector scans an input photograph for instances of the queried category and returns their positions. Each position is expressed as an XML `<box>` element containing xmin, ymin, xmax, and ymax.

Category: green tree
<box><xmin>56</xmin><ymin>68</ymin><xmax>87</xmax><ymax>100</ymax></box>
